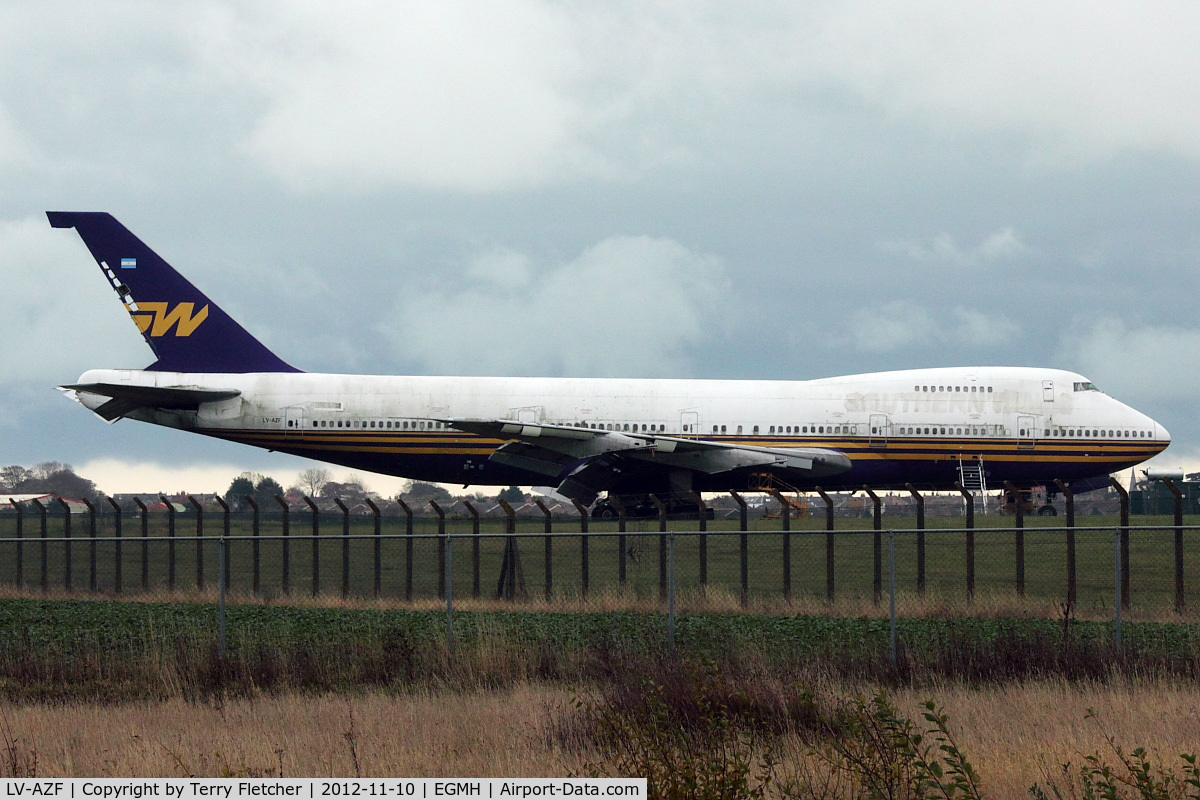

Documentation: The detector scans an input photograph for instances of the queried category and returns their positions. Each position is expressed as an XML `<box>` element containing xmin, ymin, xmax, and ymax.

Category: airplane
<box><xmin>49</xmin><ymin>212</ymin><xmax>1170</xmax><ymax>517</ymax></box>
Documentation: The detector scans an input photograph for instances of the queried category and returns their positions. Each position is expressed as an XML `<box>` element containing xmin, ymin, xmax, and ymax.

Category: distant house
<box><xmin>3</xmin><ymin>494</ymin><xmax>90</xmax><ymax>514</ymax></box>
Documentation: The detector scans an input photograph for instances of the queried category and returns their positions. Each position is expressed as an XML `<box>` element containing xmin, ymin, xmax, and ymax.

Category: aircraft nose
<box><xmin>1157</xmin><ymin>421</ymin><xmax>1171</xmax><ymax>443</ymax></box>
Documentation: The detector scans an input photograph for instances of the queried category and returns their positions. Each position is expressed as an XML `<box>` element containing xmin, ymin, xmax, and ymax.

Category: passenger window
<box><xmin>721</xmin><ymin>425</ymin><xmax>727</xmax><ymax>433</ymax></box>
<box><xmin>987</xmin><ymin>387</ymin><xmax>992</xmax><ymax>392</ymax></box>
<box><xmin>737</xmin><ymin>425</ymin><xmax>743</xmax><ymax>434</ymax></box>
<box><xmin>818</xmin><ymin>426</ymin><xmax>824</xmax><ymax>433</ymax></box>
<box><xmin>769</xmin><ymin>426</ymin><xmax>775</xmax><ymax>434</ymax></box>
<box><xmin>753</xmin><ymin>425</ymin><xmax>759</xmax><ymax>434</ymax></box>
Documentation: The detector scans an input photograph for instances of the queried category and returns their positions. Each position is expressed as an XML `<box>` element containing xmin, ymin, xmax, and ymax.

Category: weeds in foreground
<box><xmin>0</xmin><ymin>702</ymin><xmax>37</xmax><ymax>777</ymax></box>
<box><xmin>1031</xmin><ymin>708</ymin><xmax>1200</xmax><ymax>800</ymax></box>
<box><xmin>560</xmin><ymin>658</ymin><xmax>1199</xmax><ymax>800</ymax></box>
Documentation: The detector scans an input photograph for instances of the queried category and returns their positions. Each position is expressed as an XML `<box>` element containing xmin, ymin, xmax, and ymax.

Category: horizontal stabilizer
<box><xmin>62</xmin><ymin>382</ymin><xmax>240</xmax><ymax>421</ymax></box>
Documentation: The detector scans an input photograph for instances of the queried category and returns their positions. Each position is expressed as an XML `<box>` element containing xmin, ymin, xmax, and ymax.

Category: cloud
<box><xmin>949</xmin><ymin>308</ymin><xmax>1022</xmax><ymax>348</ymax></box>
<box><xmin>850</xmin><ymin>303</ymin><xmax>938</xmax><ymax>352</ymax></box>
<box><xmin>850</xmin><ymin>303</ymin><xmax>1020</xmax><ymax>352</ymax></box>
<box><xmin>1063</xmin><ymin>318</ymin><xmax>1200</xmax><ymax>402</ymax></box>
<box><xmin>882</xmin><ymin>228</ymin><xmax>1031</xmax><ymax>267</ymax></box>
<box><xmin>809</xmin><ymin>4</ymin><xmax>1200</xmax><ymax>163</ymax></box>
<box><xmin>0</xmin><ymin>215</ymin><xmax>148</xmax><ymax>384</ymax></box>
<box><xmin>384</xmin><ymin>235</ymin><xmax>731</xmax><ymax>377</ymax></box>
<box><xmin>244</xmin><ymin>1</ymin><xmax>599</xmax><ymax>193</ymax></box>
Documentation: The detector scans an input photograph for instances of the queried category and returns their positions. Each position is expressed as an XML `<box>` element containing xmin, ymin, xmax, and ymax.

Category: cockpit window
<box><xmin>1073</xmin><ymin>381</ymin><xmax>1099</xmax><ymax>392</ymax></box>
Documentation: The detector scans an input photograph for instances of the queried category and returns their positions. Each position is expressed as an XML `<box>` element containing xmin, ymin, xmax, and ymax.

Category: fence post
<box><xmin>954</xmin><ymin>483</ymin><xmax>975</xmax><ymax>599</ymax></box>
<box><xmin>650</xmin><ymin>494</ymin><xmax>668</xmax><ymax>602</ymax></box>
<box><xmin>731</xmin><ymin>492</ymin><xmax>749</xmax><ymax>607</ymax></box>
<box><xmin>366</xmin><ymin>498</ymin><xmax>381</xmax><ymax>598</ymax></box>
<box><xmin>215</xmin><ymin>496</ymin><xmax>231</xmax><ymax>592</ymax></box>
<box><xmin>463</xmin><ymin>500</ymin><xmax>481</xmax><ymax>598</ymax></box>
<box><xmin>445</xmin><ymin>510</ymin><xmax>454</xmax><ymax>654</ymax></box>
<box><xmin>105</xmin><ymin>496</ymin><xmax>120</xmax><ymax>593</ymax></box>
<box><xmin>133</xmin><ymin>497</ymin><xmax>149</xmax><ymax>592</ymax></box>
<box><xmin>10</xmin><ymin>499</ymin><xmax>23</xmax><ymax>588</ymax></box>
<box><xmin>274</xmin><ymin>495</ymin><xmax>289</xmax><ymax>595</ymax></box>
<box><xmin>668</xmin><ymin>527</ymin><xmax>676</xmax><ymax>655</ymax></box>
<box><xmin>218</xmin><ymin>534</ymin><xmax>227</xmax><ymax>658</ymax></box>
<box><xmin>888</xmin><ymin>529</ymin><xmax>897</xmax><ymax>669</ymax></box>
<box><xmin>768</xmin><ymin>490</ymin><xmax>791</xmax><ymax>599</ymax></box>
<box><xmin>572</xmin><ymin>499</ymin><xmax>590</xmax><ymax>599</ymax></box>
<box><xmin>245</xmin><ymin>495</ymin><xmax>260</xmax><ymax>595</ymax></box>
<box><xmin>431</xmin><ymin>500</ymin><xmax>446</xmax><ymax>600</ymax></box>
<box><xmin>160</xmin><ymin>494</ymin><xmax>176</xmax><ymax>591</ymax></box>
<box><xmin>303</xmin><ymin>496</ymin><xmax>319</xmax><ymax>596</ymax></box>
<box><xmin>496</xmin><ymin>498</ymin><xmax>523</xmax><ymax>600</ymax></box>
<box><xmin>396</xmin><ymin>498</ymin><xmax>413</xmax><ymax>601</ymax></box>
<box><xmin>1114</xmin><ymin>528</ymin><xmax>1122</xmax><ymax>648</ymax></box>
<box><xmin>1053</xmin><ymin>479</ymin><xmax>1076</xmax><ymax>606</ymax></box>
<box><xmin>333</xmin><ymin>497</ymin><xmax>350</xmax><ymax>599</ymax></box>
<box><xmin>863</xmin><ymin>487</ymin><xmax>882</xmax><ymax>605</ymax></box>
<box><xmin>1004</xmin><ymin>482</ymin><xmax>1025</xmax><ymax>596</ymax></box>
<box><xmin>83</xmin><ymin>498</ymin><xmax>96</xmax><ymax>592</ymax></box>
<box><xmin>1110</xmin><ymin>477</ymin><xmax>1130</xmax><ymax>609</ymax></box>
<box><xmin>612</xmin><ymin>496</ymin><xmax>627</xmax><ymax>588</ymax></box>
<box><xmin>1162</xmin><ymin>477</ymin><xmax>1185</xmax><ymax>613</ymax></box>
<box><xmin>905</xmin><ymin>484</ymin><xmax>925</xmax><ymax>596</ymax></box>
<box><xmin>30</xmin><ymin>498</ymin><xmax>47</xmax><ymax>593</ymax></box>
<box><xmin>689</xmin><ymin>491</ymin><xmax>708</xmax><ymax>592</ymax></box>
<box><xmin>56</xmin><ymin>497</ymin><xmax>72</xmax><ymax>592</ymax></box>
<box><xmin>816</xmin><ymin>487</ymin><xmax>835</xmax><ymax>601</ymax></box>
<box><xmin>535</xmin><ymin>499</ymin><xmax>553</xmax><ymax>602</ymax></box>
<box><xmin>188</xmin><ymin>495</ymin><xmax>205</xmax><ymax>591</ymax></box>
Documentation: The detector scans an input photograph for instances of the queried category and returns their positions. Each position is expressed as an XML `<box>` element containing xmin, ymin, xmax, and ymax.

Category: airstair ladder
<box><xmin>958</xmin><ymin>458</ymin><xmax>988</xmax><ymax>514</ymax></box>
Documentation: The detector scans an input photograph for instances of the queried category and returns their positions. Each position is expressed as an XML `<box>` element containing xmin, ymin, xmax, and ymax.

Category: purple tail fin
<box><xmin>48</xmin><ymin>212</ymin><xmax>299</xmax><ymax>374</ymax></box>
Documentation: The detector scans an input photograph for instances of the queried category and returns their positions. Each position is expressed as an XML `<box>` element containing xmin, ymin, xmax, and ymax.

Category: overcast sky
<box><xmin>3</xmin><ymin>1</ymin><xmax>1199</xmax><ymax>496</ymax></box>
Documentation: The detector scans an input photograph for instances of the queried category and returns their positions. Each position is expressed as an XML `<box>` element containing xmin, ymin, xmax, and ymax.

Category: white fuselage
<box><xmin>70</xmin><ymin>365</ymin><xmax>1169</xmax><ymax>493</ymax></box>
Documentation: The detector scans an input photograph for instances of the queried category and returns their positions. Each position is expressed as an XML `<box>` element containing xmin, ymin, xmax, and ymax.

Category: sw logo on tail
<box><xmin>130</xmin><ymin>302</ymin><xmax>210</xmax><ymax>337</ymax></box>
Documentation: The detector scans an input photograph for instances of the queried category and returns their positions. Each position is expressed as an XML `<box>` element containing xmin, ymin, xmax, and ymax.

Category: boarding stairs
<box><xmin>958</xmin><ymin>458</ymin><xmax>989</xmax><ymax>514</ymax></box>
<box><xmin>749</xmin><ymin>472</ymin><xmax>810</xmax><ymax>517</ymax></box>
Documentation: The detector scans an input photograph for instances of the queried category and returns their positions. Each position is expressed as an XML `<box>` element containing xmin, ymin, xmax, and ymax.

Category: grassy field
<box><xmin>0</xmin><ymin>511</ymin><xmax>1198</xmax><ymax>615</ymax></box>
<box><xmin>0</xmin><ymin>594</ymin><xmax>1196</xmax><ymax>704</ymax></box>
<box><xmin>0</xmin><ymin>677</ymin><xmax>1196</xmax><ymax>796</ymax></box>
<box><xmin>0</xmin><ymin>594</ymin><xmax>1194</xmax><ymax>793</ymax></box>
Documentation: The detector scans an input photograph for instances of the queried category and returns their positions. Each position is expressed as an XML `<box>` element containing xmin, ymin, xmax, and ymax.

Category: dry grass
<box><xmin>1</xmin><ymin>582</ymin><xmax>1196</xmax><ymax>625</ymax></box>
<box><xmin>0</xmin><ymin>686</ymin><xmax>582</xmax><ymax>778</ymax></box>
<box><xmin>1</xmin><ymin>677</ymin><xmax>1197</xmax><ymax>792</ymax></box>
<box><xmin>884</xmin><ymin>677</ymin><xmax>1200</xmax><ymax>798</ymax></box>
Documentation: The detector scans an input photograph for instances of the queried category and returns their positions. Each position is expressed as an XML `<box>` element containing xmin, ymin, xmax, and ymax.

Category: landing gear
<box><xmin>592</xmin><ymin>500</ymin><xmax>619</xmax><ymax>520</ymax></box>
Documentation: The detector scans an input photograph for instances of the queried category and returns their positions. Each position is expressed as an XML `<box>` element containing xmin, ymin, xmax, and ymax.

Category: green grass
<box><xmin>0</xmin><ymin>511</ymin><xmax>1197</xmax><ymax>611</ymax></box>
<box><xmin>0</xmin><ymin>596</ymin><xmax>1197</xmax><ymax>700</ymax></box>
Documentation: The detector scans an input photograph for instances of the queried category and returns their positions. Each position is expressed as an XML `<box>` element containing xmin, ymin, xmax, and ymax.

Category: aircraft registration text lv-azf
<box><xmin>50</xmin><ymin>212</ymin><xmax>1169</xmax><ymax>513</ymax></box>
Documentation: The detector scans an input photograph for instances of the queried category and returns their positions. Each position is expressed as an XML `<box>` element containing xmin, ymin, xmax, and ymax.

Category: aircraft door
<box><xmin>284</xmin><ymin>406</ymin><xmax>305</xmax><ymax>438</ymax></box>
<box><xmin>1018</xmin><ymin>414</ymin><xmax>1037</xmax><ymax>450</ymax></box>
<box><xmin>869</xmin><ymin>413</ymin><xmax>889</xmax><ymax>448</ymax></box>
<box><xmin>680</xmin><ymin>410</ymin><xmax>700</xmax><ymax>435</ymax></box>
<box><xmin>1042</xmin><ymin>380</ymin><xmax>1054</xmax><ymax>402</ymax></box>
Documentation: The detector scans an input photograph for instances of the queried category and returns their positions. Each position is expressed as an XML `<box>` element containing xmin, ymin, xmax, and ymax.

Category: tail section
<box><xmin>48</xmin><ymin>212</ymin><xmax>299</xmax><ymax>373</ymax></box>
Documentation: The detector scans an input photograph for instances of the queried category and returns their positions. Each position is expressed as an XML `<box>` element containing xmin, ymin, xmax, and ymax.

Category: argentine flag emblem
<box><xmin>120</xmin><ymin>258</ymin><xmax>136</xmax><ymax>269</ymax></box>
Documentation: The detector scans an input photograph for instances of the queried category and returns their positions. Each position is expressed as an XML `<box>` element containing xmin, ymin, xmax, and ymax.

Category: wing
<box><xmin>441</xmin><ymin>418</ymin><xmax>851</xmax><ymax>501</ymax></box>
<box><xmin>61</xmin><ymin>382</ymin><xmax>241</xmax><ymax>422</ymax></box>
